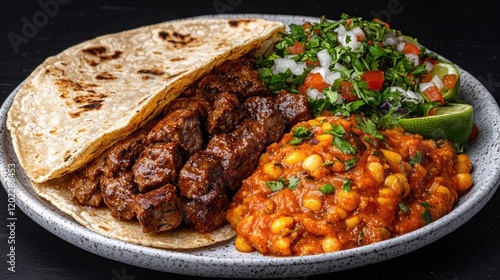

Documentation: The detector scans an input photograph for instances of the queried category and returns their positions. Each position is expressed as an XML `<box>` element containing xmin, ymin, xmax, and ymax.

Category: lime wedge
<box><xmin>398</xmin><ymin>103</ymin><xmax>474</xmax><ymax>146</ymax></box>
<box><xmin>430</xmin><ymin>62</ymin><xmax>461</xmax><ymax>102</ymax></box>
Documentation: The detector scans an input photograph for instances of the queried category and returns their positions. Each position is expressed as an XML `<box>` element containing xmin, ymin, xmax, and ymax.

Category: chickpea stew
<box><xmin>226</xmin><ymin>114</ymin><xmax>473</xmax><ymax>256</ymax></box>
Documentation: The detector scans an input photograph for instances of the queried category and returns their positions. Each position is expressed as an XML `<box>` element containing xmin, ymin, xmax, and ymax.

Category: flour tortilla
<box><xmin>7</xmin><ymin>18</ymin><xmax>284</xmax><ymax>183</ymax></box>
<box><xmin>7</xmin><ymin>18</ymin><xmax>285</xmax><ymax>249</ymax></box>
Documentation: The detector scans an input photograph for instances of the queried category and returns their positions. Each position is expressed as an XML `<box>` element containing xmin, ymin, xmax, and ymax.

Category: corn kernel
<box><xmin>234</xmin><ymin>236</ymin><xmax>255</xmax><ymax>253</ymax></box>
<box><xmin>379</xmin><ymin>187</ymin><xmax>395</xmax><ymax>197</ymax></box>
<box><xmin>456</xmin><ymin>162</ymin><xmax>470</xmax><ymax>174</ymax></box>
<box><xmin>271</xmin><ymin>216</ymin><xmax>294</xmax><ymax>234</ymax></box>
<box><xmin>384</xmin><ymin>173</ymin><xmax>410</xmax><ymax>198</ymax></box>
<box><xmin>322</xmin><ymin>237</ymin><xmax>342</xmax><ymax>252</ymax></box>
<box><xmin>316</xmin><ymin>134</ymin><xmax>333</xmax><ymax>142</ymax></box>
<box><xmin>367</xmin><ymin>162</ymin><xmax>385</xmax><ymax>184</ymax></box>
<box><xmin>345</xmin><ymin>215</ymin><xmax>361</xmax><ymax>228</ymax></box>
<box><xmin>284</xmin><ymin>149</ymin><xmax>307</xmax><ymax>166</ymax></box>
<box><xmin>380</xmin><ymin>149</ymin><xmax>402</xmax><ymax>164</ymax></box>
<box><xmin>457</xmin><ymin>154</ymin><xmax>472</xmax><ymax>172</ymax></box>
<box><xmin>334</xmin><ymin>205</ymin><xmax>348</xmax><ymax>219</ymax></box>
<box><xmin>307</xmin><ymin>119</ymin><xmax>321</xmax><ymax>127</ymax></box>
<box><xmin>263</xmin><ymin>162</ymin><xmax>283</xmax><ymax>179</ymax></box>
<box><xmin>258</xmin><ymin>152</ymin><xmax>271</xmax><ymax>166</ymax></box>
<box><xmin>225</xmin><ymin>205</ymin><xmax>242</xmax><ymax>228</ymax></box>
<box><xmin>274</xmin><ymin>236</ymin><xmax>291</xmax><ymax>252</ymax></box>
<box><xmin>335</xmin><ymin>189</ymin><xmax>361</xmax><ymax>211</ymax></box>
<box><xmin>455</xmin><ymin>173</ymin><xmax>473</xmax><ymax>193</ymax></box>
<box><xmin>321</xmin><ymin>122</ymin><xmax>334</xmax><ymax>132</ymax></box>
<box><xmin>302</xmin><ymin>194</ymin><xmax>323</xmax><ymax>212</ymax></box>
<box><xmin>302</xmin><ymin>154</ymin><xmax>324</xmax><ymax>172</ymax></box>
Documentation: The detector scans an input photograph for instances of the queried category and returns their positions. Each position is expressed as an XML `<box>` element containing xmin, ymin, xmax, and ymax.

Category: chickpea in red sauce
<box><xmin>226</xmin><ymin>114</ymin><xmax>473</xmax><ymax>256</ymax></box>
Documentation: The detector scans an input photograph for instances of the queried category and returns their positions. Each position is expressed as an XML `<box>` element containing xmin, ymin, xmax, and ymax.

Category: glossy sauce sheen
<box><xmin>227</xmin><ymin>114</ymin><xmax>473</xmax><ymax>256</ymax></box>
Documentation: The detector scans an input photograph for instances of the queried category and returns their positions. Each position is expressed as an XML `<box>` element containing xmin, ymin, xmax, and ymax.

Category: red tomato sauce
<box><xmin>226</xmin><ymin>114</ymin><xmax>473</xmax><ymax>256</ymax></box>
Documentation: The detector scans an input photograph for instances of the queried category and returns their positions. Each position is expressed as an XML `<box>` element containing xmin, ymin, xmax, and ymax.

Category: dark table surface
<box><xmin>1</xmin><ymin>0</ymin><xmax>500</xmax><ymax>279</ymax></box>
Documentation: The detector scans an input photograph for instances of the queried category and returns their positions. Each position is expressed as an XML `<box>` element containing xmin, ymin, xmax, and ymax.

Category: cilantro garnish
<box><xmin>266</xmin><ymin>176</ymin><xmax>300</xmax><ymax>192</ymax></box>
<box><xmin>289</xmin><ymin>126</ymin><xmax>313</xmax><ymax>145</ymax></box>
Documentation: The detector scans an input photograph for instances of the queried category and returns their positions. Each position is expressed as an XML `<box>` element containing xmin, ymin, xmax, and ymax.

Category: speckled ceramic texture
<box><xmin>1</xmin><ymin>14</ymin><xmax>499</xmax><ymax>278</ymax></box>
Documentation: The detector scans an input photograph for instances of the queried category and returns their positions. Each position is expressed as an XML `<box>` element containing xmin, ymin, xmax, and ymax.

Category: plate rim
<box><xmin>1</xmin><ymin>13</ymin><xmax>500</xmax><ymax>278</ymax></box>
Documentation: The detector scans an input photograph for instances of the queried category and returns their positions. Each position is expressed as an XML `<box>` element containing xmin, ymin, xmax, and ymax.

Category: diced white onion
<box><xmin>334</xmin><ymin>25</ymin><xmax>362</xmax><ymax>51</ymax></box>
<box><xmin>382</xmin><ymin>32</ymin><xmax>400</xmax><ymax>47</ymax></box>
<box><xmin>419</xmin><ymin>82</ymin><xmax>434</xmax><ymax>93</ymax></box>
<box><xmin>307</xmin><ymin>88</ymin><xmax>325</xmax><ymax>100</ymax></box>
<box><xmin>396</xmin><ymin>42</ymin><xmax>406</xmax><ymax>52</ymax></box>
<box><xmin>325</xmin><ymin>71</ymin><xmax>341</xmax><ymax>85</ymax></box>
<box><xmin>431</xmin><ymin>74</ymin><xmax>444</xmax><ymax>90</ymax></box>
<box><xmin>388</xmin><ymin>86</ymin><xmax>424</xmax><ymax>104</ymax></box>
<box><xmin>271</xmin><ymin>58</ymin><xmax>306</xmax><ymax>76</ymax></box>
<box><xmin>424</xmin><ymin>60</ymin><xmax>434</xmax><ymax>72</ymax></box>
<box><xmin>405</xmin><ymin>54</ymin><xmax>420</xmax><ymax>66</ymax></box>
<box><xmin>317</xmin><ymin>49</ymin><xmax>332</xmax><ymax>67</ymax></box>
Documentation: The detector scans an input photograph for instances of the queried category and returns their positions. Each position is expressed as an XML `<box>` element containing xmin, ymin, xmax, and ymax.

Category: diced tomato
<box><xmin>298</xmin><ymin>84</ymin><xmax>308</xmax><ymax>96</ymax></box>
<box><xmin>302</xmin><ymin>22</ymin><xmax>313</xmax><ymax>30</ymax></box>
<box><xmin>428</xmin><ymin>107</ymin><xmax>437</xmax><ymax>116</ymax></box>
<box><xmin>305</xmin><ymin>59</ymin><xmax>320</xmax><ymax>67</ymax></box>
<box><xmin>468</xmin><ymin>122</ymin><xmax>480</xmax><ymax>142</ymax></box>
<box><xmin>288</xmin><ymin>41</ymin><xmax>306</xmax><ymax>55</ymax></box>
<box><xmin>304</xmin><ymin>72</ymin><xmax>330</xmax><ymax>92</ymax></box>
<box><xmin>362</xmin><ymin>70</ymin><xmax>385</xmax><ymax>91</ymax></box>
<box><xmin>423</xmin><ymin>85</ymin><xmax>445</xmax><ymax>105</ymax></box>
<box><xmin>422</xmin><ymin>73</ymin><xmax>433</xmax><ymax>83</ymax></box>
<box><xmin>424</xmin><ymin>57</ymin><xmax>439</xmax><ymax>65</ymax></box>
<box><xmin>402</xmin><ymin>42</ymin><xmax>420</xmax><ymax>55</ymax></box>
<box><xmin>339</xmin><ymin>81</ymin><xmax>358</xmax><ymax>102</ymax></box>
<box><xmin>356</xmin><ymin>33</ymin><xmax>365</xmax><ymax>42</ymax></box>
<box><xmin>442</xmin><ymin>73</ymin><xmax>458</xmax><ymax>89</ymax></box>
<box><xmin>346</xmin><ymin>18</ymin><xmax>353</xmax><ymax>29</ymax></box>
<box><xmin>373</xmin><ymin>18</ymin><xmax>390</xmax><ymax>29</ymax></box>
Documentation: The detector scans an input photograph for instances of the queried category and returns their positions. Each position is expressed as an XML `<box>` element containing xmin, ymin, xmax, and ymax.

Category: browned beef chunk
<box><xmin>132</xmin><ymin>142</ymin><xmax>183</xmax><ymax>192</ymax></box>
<box><xmin>181</xmin><ymin>193</ymin><xmax>229</xmax><ymax>232</ymax></box>
<box><xmin>178</xmin><ymin>151</ymin><xmax>226</xmax><ymax>202</ymax></box>
<box><xmin>206</xmin><ymin>92</ymin><xmax>245</xmax><ymax>135</ymax></box>
<box><xmin>106</xmin><ymin>124</ymin><xmax>154</xmax><ymax>177</ymax></box>
<box><xmin>230</xmin><ymin>118</ymin><xmax>267</xmax><ymax>147</ymax></box>
<box><xmin>147</xmin><ymin>109</ymin><xmax>202</xmax><ymax>157</ymax></box>
<box><xmin>205</xmin><ymin>132</ymin><xmax>262</xmax><ymax>190</ymax></box>
<box><xmin>100</xmin><ymin>171</ymin><xmax>138</xmax><ymax>221</ymax></box>
<box><xmin>68</xmin><ymin>156</ymin><xmax>106</xmax><ymax>207</ymax></box>
<box><xmin>243</xmin><ymin>96</ymin><xmax>286</xmax><ymax>145</ymax></box>
<box><xmin>163</xmin><ymin>97</ymin><xmax>212</xmax><ymax>121</ymax></box>
<box><xmin>196</xmin><ymin>58</ymin><xmax>269</xmax><ymax>102</ymax></box>
<box><xmin>275</xmin><ymin>90</ymin><xmax>312</xmax><ymax>128</ymax></box>
<box><xmin>134</xmin><ymin>184</ymin><xmax>182</xmax><ymax>233</ymax></box>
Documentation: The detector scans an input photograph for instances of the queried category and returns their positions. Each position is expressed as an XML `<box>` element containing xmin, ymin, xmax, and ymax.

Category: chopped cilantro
<box><xmin>409</xmin><ymin>151</ymin><xmax>422</xmax><ymax>165</ymax></box>
<box><xmin>289</xmin><ymin>126</ymin><xmax>313</xmax><ymax>145</ymax></box>
<box><xmin>319</xmin><ymin>183</ymin><xmax>335</xmax><ymax>194</ymax></box>
<box><xmin>342</xmin><ymin>179</ymin><xmax>352</xmax><ymax>192</ymax></box>
<box><xmin>266</xmin><ymin>176</ymin><xmax>300</xmax><ymax>192</ymax></box>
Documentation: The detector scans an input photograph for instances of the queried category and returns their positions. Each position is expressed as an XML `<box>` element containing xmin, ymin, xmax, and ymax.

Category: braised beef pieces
<box><xmin>147</xmin><ymin>108</ymin><xmax>202</xmax><ymax>158</ymax></box>
<box><xmin>100</xmin><ymin>171</ymin><xmax>138</xmax><ymax>221</ymax></box>
<box><xmin>66</xmin><ymin>57</ymin><xmax>313</xmax><ymax>234</ymax></box>
<box><xmin>132</xmin><ymin>142</ymin><xmax>183</xmax><ymax>192</ymax></box>
<box><xmin>134</xmin><ymin>184</ymin><xmax>182</xmax><ymax>233</ymax></box>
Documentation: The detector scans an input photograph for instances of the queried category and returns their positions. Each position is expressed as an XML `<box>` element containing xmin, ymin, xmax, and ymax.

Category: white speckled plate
<box><xmin>1</xmin><ymin>14</ymin><xmax>500</xmax><ymax>278</ymax></box>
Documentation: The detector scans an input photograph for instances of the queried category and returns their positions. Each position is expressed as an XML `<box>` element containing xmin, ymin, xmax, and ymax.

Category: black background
<box><xmin>1</xmin><ymin>0</ymin><xmax>499</xmax><ymax>279</ymax></box>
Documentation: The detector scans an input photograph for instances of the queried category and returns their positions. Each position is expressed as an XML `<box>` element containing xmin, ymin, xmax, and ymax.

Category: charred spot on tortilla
<box><xmin>95</xmin><ymin>72</ymin><xmax>117</xmax><ymax>80</ymax></box>
<box><xmin>228</xmin><ymin>19</ymin><xmax>255</xmax><ymax>27</ymax></box>
<box><xmin>81</xmin><ymin>46</ymin><xmax>123</xmax><ymax>66</ymax></box>
<box><xmin>55</xmin><ymin>78</ymin><xmax>98</xmax><ymax>99</ymax></box>
<box><xmin>137</xmin><ymin>69</ymin><xmax>165</xmax><ymax>76</ymax></box>
<box><xmin>158</xmin><ymin>30</ymin><xmax>198</xmax><ymax>47</ymax></box>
